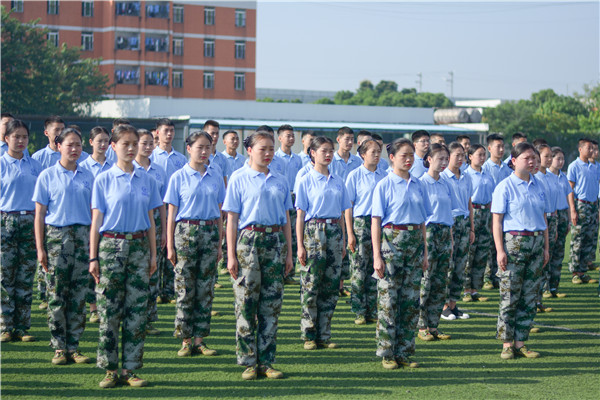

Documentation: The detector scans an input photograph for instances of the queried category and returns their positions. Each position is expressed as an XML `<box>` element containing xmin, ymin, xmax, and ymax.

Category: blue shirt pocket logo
<box><xmin>141</xmin><ymin>186</ymin><xmax>150</xmax><ymax>197</ymax></box>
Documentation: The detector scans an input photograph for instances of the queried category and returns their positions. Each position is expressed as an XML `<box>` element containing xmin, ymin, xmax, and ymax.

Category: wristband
<box><xmin>89</xmin><ymin>257</ymin><xmax>99</xmax><ymax>263</ymax></box>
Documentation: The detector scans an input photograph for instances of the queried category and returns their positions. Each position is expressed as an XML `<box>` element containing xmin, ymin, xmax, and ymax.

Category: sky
<box><xmin>255</xmin><ymin>1</ymin><xmax>599</xmax><ymax>100</ymax></box>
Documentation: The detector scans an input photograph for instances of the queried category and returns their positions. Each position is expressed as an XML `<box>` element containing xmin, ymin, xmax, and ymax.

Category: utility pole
<box><xmin>448</xmin><ymin>71</ymin><xmax>454</xmax><ymax>100</ymax></box>
<box><xmin>416</xmin><ymin>73</ymin><xmax>422</xmax><ymax>92</ymax></box>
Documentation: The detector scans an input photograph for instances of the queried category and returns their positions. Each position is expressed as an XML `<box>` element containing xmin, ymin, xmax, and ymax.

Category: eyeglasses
<box><xmin>416</xmin><ymin>139</ymin><xmax>430</xmax><ymax>144</ymax></box>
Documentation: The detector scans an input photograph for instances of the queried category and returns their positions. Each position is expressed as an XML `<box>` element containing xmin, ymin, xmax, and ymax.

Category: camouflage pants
<box><xmin>173</xmin><ymin>222</ymin><xmax>219</xmax><ymax>339</ymax></box>
<box><xmin>45</xmin><ymin>225</ymin><xmax>91</xmax><ymax>350</ymax></box>
<box><xmin>217</xmin><ymin>215</ymin><xmax>228</xmax><ymax>274</ymax></box>
<box><xmin>96</xmin><ymin>235</ymin><xmax>150</xmax><ymax>371</ymax></box>
<box><xmin>447</xmin><ymin>216</ymin><xmax>470</xmax><ymax>301</ymax></box>
<box><xmin>158</xmin><ymin>210</ymin><xmax>174</xmax><ymax>299</ymax></box>
<box><xmin>288</xmin><ymin>195</ymin><xmax>298</xmax><ymax>278</ymax></box>
<box><xmin>0</xmin><ymin>213</ymin><xmax>36</xmax><ymax>334</ymax></box>
<box><xmin>418</xmin><ymin>224</ymin><xmax>452</xmax><ymax>329</ymax></box>
<box><xmin>37</xmin><ymin>264</ymin><xmax>47</xmax><ymax>301</ymax></box>
<box><xmin>569</xmin><ymin>200</ymin><xmax>597</xmax><ymax>273</ymax></box>
<box><xmin>147</xmin><ymin>211</ymin><xmax>162</xmax><ymax>323</ymax></box>
<box><xmin>496</xmin><ymin>233</ymin><xmax>544</xmax><ymax>342</ymax></box>
<box><xmin>548</xmin><ymin>209</ymin><xmax>569</xmax><ymax>292</ymax></box>
<box><xmin>376</xmin><ymin>227</ymin><xmax>424</xmax><ymax>359</ymax></box>
<box><xmin>300</xmin><ymin>221</ymin><xmax>343</xmax><ymax>342</ymax></box>
<box><xmin>234</xmin><ymin>228</ymin><xmax>285</xmax><ymax>367</ymax></box>
<box><xmin>464</xmin><ymin>208</ymin><xmax>492</xmax><ymax>291</ymax></box>
<box><xmin>349</xmin><ymin>216</ymin><xmax>377</xmax><ymax>319</ymax></box>
<box><xmin>538</xmin><ymin>214</ymin><xmax>557</xmax><ymax>302</ymax></box>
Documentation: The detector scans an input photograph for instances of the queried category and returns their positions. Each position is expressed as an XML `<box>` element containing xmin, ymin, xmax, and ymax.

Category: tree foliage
<box><xmin>1</xmin><ymin>7</ymin><xmax>110</xmax><ymax>115</ymax></box>
<box><xmin>315</xmin><ymin>79</ymin><xmax>453</xmax><ymax>108</ymax></box>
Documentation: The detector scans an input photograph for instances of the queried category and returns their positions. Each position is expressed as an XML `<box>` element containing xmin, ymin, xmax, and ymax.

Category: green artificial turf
<box><xmin>2</xmin><ymin>258</ymin><xmax>599</xmax><ymax>399</ymax></box>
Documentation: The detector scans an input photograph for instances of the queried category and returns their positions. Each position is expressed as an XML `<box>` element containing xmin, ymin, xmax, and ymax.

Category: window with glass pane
<box><xmin>82</xmin><ymin>32</ymin><xmax>93</xmax><ymax>51</ymax></box>
<box><xmin>234</xmin><ymin>73</ymin><xmax>245</xmax><ymax>91</ymax></box>
<box><xmin>235</xmin><ymin>9</ymin><xmax>246</xmax><ymax>27</ymax></box>
<box><xmin>204</xmin><ymin>40</ymin><xmax>215</xmax><ymax>57</ymax></box>
<box><xmin>11</xmin><ymin>0</ymin><xmax>24</xmax><ymax>12</ymax></box>
<box><xmin>47</xmin><ymin>0</ymin><xmax>59</xmax><ymax>15</ymax></box>
<box><xmin>173</xmin><ymin>38</ymin><xmax>183</xmax><ymax>56</ymax></box>
<box><xmin>47</xmin><ymin>31</ymin><xmax>59</xmax><ymax>47</ymax></box>
<box><xmin>204</xmin><ymin>72</ymin><xmax>214</xmax><ymax>89</ymax></box>
<box><xmin>234</xmin><ymin>42</ymin><xmax>245</xmax><ymax>59</ymax></box>
<box><xmin>173</xmin><ymin>5</ymin><xmax>183</xmax><ymax>23</ymax></box>
<box><xmin>173</xmin><ymin>71</ymin><xmax>183</xmax><ymax>88</ymax></box>
<box><xmin>82</xmin><ymin>0</ymin><xmax>94</xmax><ymax>17</ymax></box>
<box><xmin>204</xmin><ymin>7</ymin><xmax>215</xmax><ymax>25</ymax></box>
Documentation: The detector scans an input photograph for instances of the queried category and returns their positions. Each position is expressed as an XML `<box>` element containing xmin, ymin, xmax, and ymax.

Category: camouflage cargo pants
<box><xmin>45</xmin><ymin>225</ymin><xmax>91</xmax><ymax>350</ymax></box>
<box><xmin>158</xmin><ymin>212</ymin><xmax>174</xmax><ymax>299</ymax></box>
<box><xmin>349</xmin><ymin>216</ymin><xmax>377</xmax><ymax>319</ymax></box>
<box><xmin>538</xmin><ymin>214</ymin><xmax>557</xmax><ymax>301</ymax></box>
<box><xmin>447</xmin><ymin>216</ymin><xmax>470</xmax><ymax>301</ymax></box>
<box><xmin>173</xmin><ymin>221</ymin><xmax>219</xmax><ymax>339</ymax></box>
<box><xmin>287</xmin><ymin>195</ymin><xmax>298</xmax><ymax>278</ymax></box>
<box><xmin>300</xmin><ymin>221</ymin><xmax>343</xmax><ymax>342</ymax></box>
<box><xmin>96</xmin><ymin>234</ymin><xmax>150</xmax><ymax>371</ymax></box>
<box><xmin>217</xmin><ymin>214</ymin><xmax>228</xmax><ymax>274</ymax></box>
<box><xmin>376</xmin><ymin>227</ymin><xmax>424</xmax><ymax>359</ymax></box>
<box><xmin>464</xmin><ymin>208</ymin><xmax>492</xmax><ymax>291</ymax></box>
<box><xmin>418</xmin><ymin>224</ymin><xmax>452</xmax><ymax>329</ymax></box>
<box><xmin>37</xmin><ymin>264</ymin><xmax>47</xmax><ymax>302</ymax></box>
<box><xmin>1</xmin><ymin>213</ymin><xmax>36</xmax><ymax>334</ymax></box>
<box><xmin>569</xmin><ymin>200</ymin><xmax>597</xmax><ymax>273</ymax></box>
<box><xmin>234</xmin><ymin>228</ymin><xmax>285</xmax><ymax>367</ymax></box>
<box><xmin>147</xmin><ymin>211</ymin><xmax>162</xmax><ymax>323</ymax></box>
<box><xmin>548</xmin><ymin>209</ymin><xmax>569</xmax><ymax>292</ymax></box>
<box><xmin>496</xmin><ymin>233</ymin><xmax>544</xmax><ymax>342</ymax></box>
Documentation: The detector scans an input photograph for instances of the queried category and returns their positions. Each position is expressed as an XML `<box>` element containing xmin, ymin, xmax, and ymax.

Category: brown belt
<box><xmin>180</xmin><ymin>219</ymin><xmax>217</xmax><ymax>226</ymax></box>
<box><xmin>507</xmin><ymin>231</ymin><xmax>543</xmax><ymax>237</ymax></box>
<box><xmin>383</xmin><ymin>224</ymin><xmax>420</xmax><ymax>231</ymax></box>
<box><xmin>310</xmin><ymin>218</ymin><xmax>339</xmax><ymax>224</ymax></box>
<box><xmin>243</xmin><ymin>225</ymin><xmax>282</xmax><ymax>233</ymax></box>
<box><xmin>577</xmin><ymin>199</ymin><xmax>596</xmax><ymax>204</ymax></box>
<box><xmin>472</xmin><ymin>203</ymin><xmax>491</xmax><ymax>209</ymax></box>
<box><xmin>102</xmin><ymin>231</ymin><xmax>147</xmax><ymax>240</ymax></box>
<box><xmin>1</xmin><ymin>210</ymin><xmax>34</xmax><ymax>215</ymax></box>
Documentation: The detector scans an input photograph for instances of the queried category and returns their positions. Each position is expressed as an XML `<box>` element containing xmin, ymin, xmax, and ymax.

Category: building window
<box><xmin>11</xmin><ymin>0</ymin><xmax>23</xmax><ymax>12</ymax></box>
<box><xmin>203</xmin><ymin>72</ymin><xmax>214</xmax><ymax>90</ymax></box>
<box><xmin>234</xmin><ymin>41</ymin><xmax>245</xmax><ymax>59</ymax></box>
<box><xmin>145</xmin><ymin>69</ymin><xmax>169</xmax><ymax>86</ymax></box>
<box><xmin>204</xmin><ymin>39</ymin><xmax>214</xmax><ymax>58</ymax></box>
<box><xmin>82</xmin><ymin>0</ymin><xmax>93</xmax><ymax>17</ymax></box>
<box><xmin>235</xmin><ymin>9</ymin><xmax>246</xmax><ymax>27</ymax></box>
<box><xmin>47</xmin><ymin>31</ymin><xmax>59</xmax><ymax>47</ymax></box>
<box><xmin>234</xmin><ymin>73</ymin><xmax>245</xmax><ymax>91</ymax></box>
<box><xmin>114</xmin><ymin>67</ymin><xmax>140</xmax><ymax>84</ymax></box>
<box><xmin>115</xmin><ymin>33</ymin><xmax>140</xmax><ymax>50</ymax></box>
<box><xmin>173</xmin><ymin>5</ymin><xmax>183</xmax><ymax>23</ymax></box>
<box><xmin>115</xmin><ymin>1</ymin><xmax>140</xmax><ymax>16</ymax></box>
<box><xmin>173</xmin><ymin>38</ymin><xmax>183</xmax><ymax>56</ymax></box>
<box><xmin>47</xmin><ymin>0</ymin><xmax>59</xmax><ymax>15</ymax></box>
<box><xmin>145</xmin><ymin>35</ymin><xmax>169</xmax><ymax>52</ymax></box>
<box><xmin>146</xmin><ymin>2</ymin><xmax>169</xmax><ymax>18</ymax></box>
<box><xmin>81</xmin><ymin>32</ymin><xmax>93</xmax><ymax>51</ymax></box>
<box><xmin>204</xmin><ymin>7</ymin><xmax>214</xmax><ymax>25</ymax></box>
<box><xmin>172</xmin><ymin>71</ymin><xmax>183</xmax><ymax>88</ymax></box>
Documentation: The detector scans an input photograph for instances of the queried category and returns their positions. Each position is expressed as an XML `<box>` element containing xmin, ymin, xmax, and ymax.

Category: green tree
<box><xmin>1</xmin><ymin>7</ymin><xmax>110</xmax><ymax>115</ymax></box>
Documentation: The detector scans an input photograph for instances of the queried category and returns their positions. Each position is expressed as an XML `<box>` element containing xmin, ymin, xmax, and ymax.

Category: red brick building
<box><xmin>3</xmin><ymin>0</ymin><xmax>256</xmax><ymax>100</ymax></box>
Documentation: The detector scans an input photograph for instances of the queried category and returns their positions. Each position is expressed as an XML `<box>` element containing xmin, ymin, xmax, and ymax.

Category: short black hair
<box><xmin>386</xmin><ymin>138</ymin><xmax>414</xmax><ymax>158</ymax></box>
<box><xmin>156</xmin><ymin>118</ymin><xmax>174</xmax><ymax>129</ymax></box>
<box><xmin>371</xmin><ymin>133</ymin><xmax>383</xmax><ymax>142</ymax></box>
<box><xmin>223</xmin><ymin>129</ymin><xmax>238</xmax><ymax>140</ymax></box>
<box><xmin>456</xmin><ymin>135</ymin><xmax>470</xmax><ymax>142</ymax></box>
<box><xmin>277</xmin><ymin>124</ymin><xmax>294</xmax><ymax>135</ymax></box>
<box><xmin>256</xmin><ymin>125</ymin><xmax>274</xmax><ymax>134</ymax></box>
<box><xmin>301</xmin><ymin>130</ymin><xmax>315</xmax><ymax>138</ymax></box>
<box><xmin>113</xmin><ymin>118</ymin><xmax>131</xmax><ymax>127</ymax></box>
<box><xmin>44</xmin><ymin>115</ymin><xmax>65</xmax><ymax>129</ymax></box>
<box><xmin>532</xmin><ymin>138</ymin><xmax>548</xmax><ymax>147</ymax></box>
<box><xmin>411</xmin><ymin>130</ymin><xmax>429</xmax><ymax>142</ymax></box>
<box><xmin>203</xmin><ymin>119</ymin><xmax>220</xmax><ymax>130</ymax></box>
<box><xmin>486</xmin><ymin>133</ymin><xmax>504</xmax><ymax>145</ymax></box>
<box><xmin>337</xmin><ymin>126</ymin><xmax>354</xmax><ymax>137</ymax></box>
<box><xmin>512</xmin><ymin>132</ymin><xmax>527</xmax><ymax>141</ymax></box>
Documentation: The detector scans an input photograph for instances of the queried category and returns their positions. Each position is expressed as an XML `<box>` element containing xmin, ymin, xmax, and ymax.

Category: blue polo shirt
<box><xmin>371</xmin><ymin>172</ymin><xmax>432</xmax><ymax>226</ymax></box>
<box><xmin>346</xmin><ymin>165</ymin><xmax>388</xmax><ymax>217</ymax></box>
<box><xmin>535</xmin><ymin>171</ymin><xmax>559</xmax><ymax>213</ymax></box>
<box><xmin>329</xmin><ymin>151</ymin><xmax>362</xmax><ymax>182</ymax></box>
<box><xmin>567</xmin><ymin>158</ymin><xmax>599</xmax><ymax>201</ymax></box>
<box><xmin>80</xmin><ymin>156</ymin><xmax>113</xmax><ymax>178</ymax></box>
<box><xmin>491</xmin><ymin>173</ymin><xmax>550</xmax><ymax>232</ymax></box>
<box><xmin>209</xmin><ymin>152</ymin><xmax>230</xmax><ymax>179</ymax></box>
<box><xmin>441</xmin><ymin>168</ymin><xmax>472</xmax><ymax>218</ymax></box>
<box><xmin>105</xmin><ymin>146</ymin><xmax>117</xmax><ymax>163</ymax></box>
<box><xmin>92</xmin><ymin>165</ymin><xmax>162</xmax><ymax>233</ymax></box>
<box><xmin>150</xmin><ymin>146</ymin><xmax>187</xmax><ymax>180</ymax></box>
<box><xmin>420</xmin><ymin>173</ymin><xmax>455</xmax><ymax>226</ymax></box>
<box><xmin>134</xmin><ymin>160</ymin><xmax>167</xmax><ymax>198</ymax></box>
<box><xmin>547</xmin><ymin>170</ymin><xmax>572</xmax><ymax>211</ymax></box>
<box><xmin>409</xmin><ymin>154</ymin><xmax>427</xmax><ymax>179</ymax></box>
<box><xmin>221</xmin><ymin>150</ymin><xmax>246</xmax><ymax>180</ymax></box>
<box><xmin>464</xmin><ymin>166</ymin><xmax>494</xmax><ymax>205</ymax></box>
<box><xmin>164</xmin><ymin>164</ymin><xmax>225</xmax><ymax>221</ymax></box>
<box><xmin>482</xmin><ymin>158</ymin><xmax>512</xmax><ymax>187</ymax></box>
<box><xmin>274</xmin><ymin>149</ymin><xmax>303</xmax><ymax>192</ymax></box>
<box><xmin>222</xmin><ymin>167</ymin><xmax>292</xmax><ymax>229</ymax></box>
<box><xmin>0</xmin><ymin>141</ymin><xmax>29</xmax><ymax>157</ymax></box>
<box><xmin>295</xmin><ymin>168</ymin><xmax>351</xmax><ymax>221</ymax></box>
<box><xmin>32</xmin><ymin>162</ymin><xmax>94</xmax><ymax>226</ymax></box>
<box><xmin>0</xmin><ymin>153</ymin><xmax>42</xmax><ymax>212</ymax></box>
<box><xmin>298</xmin><ymin>151</ymin><xmax>311</xmax><ymax>166</ymax></box>
<box><xmin>32</xmin><ymin>145</ymin><xmax>89</xmax><ymax>170</ymax></box>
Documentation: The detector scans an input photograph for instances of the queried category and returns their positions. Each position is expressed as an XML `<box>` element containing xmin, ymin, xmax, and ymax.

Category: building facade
<box><xmin>4</xmin><ymin>0</ymin><xmax>256</xmax><ymax>100</ymax></box>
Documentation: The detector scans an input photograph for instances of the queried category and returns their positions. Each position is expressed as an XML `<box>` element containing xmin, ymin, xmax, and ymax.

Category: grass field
<box><xmin>2</xmin><ymin>262</ymin><xmax>599</xmax><ymax>399</ymax></box>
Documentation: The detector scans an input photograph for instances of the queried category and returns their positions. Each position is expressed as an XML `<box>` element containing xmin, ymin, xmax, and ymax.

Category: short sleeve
<box><xmin>91</xmin><ymin>177</ymin><xmax>106</xmax><ymax>214</ymax></box>
<box><xmin>147</xmin><ymin>176</ymin><xmax>162</xmax><ymax>211</ymax></box>
<box><xmin>32</xmin><ymin>171</ymin><xmax>50</xmax><ymax>206</ymax></box>
<box><xmin>420</xmin><ymin>181</ymin><xmax>433</xmax><ymax>219</ymax></box>
<box><xmin>491</xmin><ymin>181</ymin><xmax>508</xmax><ymax>215</ymax></box>
<box><xmin>371</xmin><ymin>180</ymin><xmax>386</xmax><ymax>218</ymax></box>
<box><xmin>222</xmin><ymin>175</ymin><xmax>242</xmax><ymax>214</ymax></box>
<box><xmin>294</xmin><ymin>177</ymin><xmax>309</xmax><ymax>211</ymax></box>
<box><xmin>163</xmin><ymin>174</ymin><xmax>180</xmax><ymax>207</ymax></box>
<box><xmin>217</xmin><ymin>177</ymin><xmax>226</xmax><ymax>204</ymax></box>
<box><xmin>345</xmin><ymin>173</ymin><xmax>357</xmax><ymax>205</ymax></box>
<box><xmin>340</xmin><ymin>183</ymin><xmax>352</xmax><ymax>212</ymax></box>
<box><xmin>566</xmin><ymin>162</ymin><xmax>577</xmax><ymax>183</ymax></box>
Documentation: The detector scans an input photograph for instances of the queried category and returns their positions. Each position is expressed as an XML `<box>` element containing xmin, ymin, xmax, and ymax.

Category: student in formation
<box><xmin>567</xmin><ymin>138</ymin><xmax>600</xmax><ymax>285</ymax></box>
<box><xmin>545</xmin><ymin>147</ymin><xmax>576</xmax><ymax>298</ymax></box>
<box><xmin>165</xmin><ymin>131</ymin><xmax>224</xmax><ymax>358</ymax></box>
<box><xmin>371</xmin><ymin>138</ymin><xmax>431</xmax><ymax>370</ymax></box>
<box><xmin>503</xmin><ymin>132</ymin><xmax>527</xmax><ymax>165</ymax></box>
<box><xmin>482</xmin><ymin>134</ymin><xmax>512</xmax><ymax>290</ymax></box>
<box><xmin>492</xmin><ymin>142</ymin><xmax>550</xmax><ymax>360</ymax></box>
<box><xmin>105</xmin><ymin>118</ymin><xmax>132</xmax><ymax>164</ymax></box>
<box><xmin>371</xmin><ymin>133</ymin><xmax>390</xmax><ymax>171</ymax></box>
<box><xmin>222</xmin><ymin>131</ymin><xmax>293</xmax><ymax>380</ymax></box>
<box><xmin>80</xmin><ymin>126</ymin><xmax>114</xmax><ymax>177</ymax></box>
<box><xmin>298</xmin><ymin>130</ymin><xmax>315</xmax><ymax>166</ymax></box>
<box><xmin>89</xmin><ymin>124</ymin><xmax>162</xmax><ymax>388</ymax></box>
<box><xmin>453</xmin><ymin>144</ymin><xmax>494</xmax><ymax>320</ymax></box>
<box><xmin>409</xmin><ymin>130</ymin><xmax>430</xmax><ymax>178</ymax></box>
<box><xmin>430</xmin><ymin>133</ymin><xmax>446</xmax><ymax>145</ymax></box>
<box><xmin>204</xmin><ymin>119</ymin><xmax>230</xmax><ymax>184</ymax></box>
<box><xmin>417</xmin><ymin>143</ymin><xmax>454</xmax><ymax>342</ymax></box>
<box><xmin>0</xmin><ymin>113</ymin><xmax>23</xmax><ymax>156</ymax></box>
<box><xmin>296</xmin><ymin>136</ymin><xmax>351</xmax><ymax>351</ymax></box>
<box><xmin>0</xmin><ymin>119</ymin><xmax>43</xmax><ymax>343</ymax></box>
<box><xmin>456</xmin><ymin>135</ymin><xmax>471</xmax><ymax>172</ymax></box>
<box><xmin>345</xmin><ymin>138</ymin><xmax>387</xmax><ymax>325</ymax></box>
<box><xmin>33</xmin><ymin>128</ymin><xmax>94</xmax><ymax>365</ymax></box>
<box><xmin>135</xmin><ymin>129</ymin><xmax>167</xmax><ymax>336</ymax></box>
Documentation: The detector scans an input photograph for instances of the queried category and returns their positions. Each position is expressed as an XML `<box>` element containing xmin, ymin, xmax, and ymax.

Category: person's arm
<box><xmin>159</xmin><ymin>204</ymin><xmax>167</xmax><ymax>249</ymax></box>
<box><xmin>166</xmin><ymin>204</ymin><xmax>178</xmax><ymax>267</ymax></box>
<box><xmin>34</xmin><ymin>203</ymin><xmax>48</xmax><ymax>272</ymax></box>
<box><xmin>421</xmin><ymin>223</ymin><xmax>429</xmax><ymax>272</ymax></box>
<box><xmin>468</xmin><ymin>199</ymin><xmax>475</xmax><ymax>244</ymax></box>
<box><xmin>89</xmin><ymin>209</ymin><xmax>104</xmax><ymax>284</ymax></box>
<box><xmin>339</xmin><ymin>212</ymin><xmax>347</xmax><ymax>259</ymax></box>
<box><xmin>147</xmin><ymin>210</ymin><xmax>157</xmax><ymax>277</ymax></box>
<box><xmin>372</xmin><ymin>216</ymin><xmax>384</xmax><ymax>278</ymax></box>
<box><xmin>493</xmin><ymin>213</ymin><xmax>507</xmax><ymax>271</ymax></box>
<box><xmin>296</xmin><ymin>209</ymin><xmax>307</xmax><ymax>266</ymax></box>
<box><xmin>226</xmin><ymin>211</ymin><xmax>240</xmax><ymax>280</ymax></box>
<box><xmin>283</xmin><ymin>211</ymin><xmax>293</xmax><ymax>276</ymax></box>
<box><xmin>567</xmin><ymin>192</ymin><xmax>577</xmax><ymax>226</ymax></box>
<box><xmin>345</xmin><ymin>207</ymin><xmax>356</xmax><ymax>253</ymax></box>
